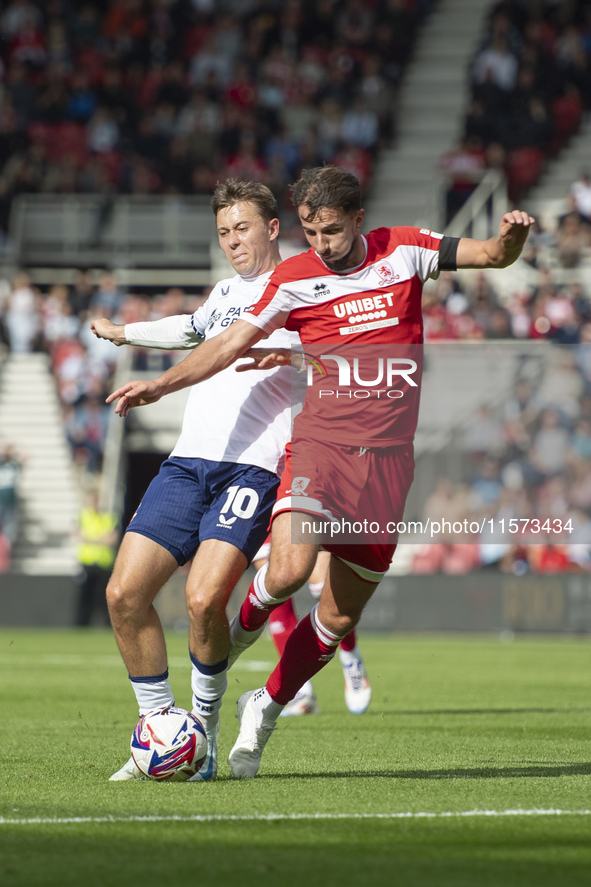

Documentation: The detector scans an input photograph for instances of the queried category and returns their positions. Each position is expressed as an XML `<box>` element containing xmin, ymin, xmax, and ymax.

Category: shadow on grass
<box><xmin>264</xmin><ymin>762</ymin><xmax>591</xmax><ymax>781</ymax></box>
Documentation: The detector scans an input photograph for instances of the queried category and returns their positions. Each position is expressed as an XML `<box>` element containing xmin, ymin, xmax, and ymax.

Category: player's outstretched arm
<box><xmin>456</xmin><ymin>210</ymin><xmax>535</xmax><ymax>269</ymax></box>
<box><xmin>92</xmin><ymin>315</ymin><xmax>202</xmax><ymax>350</ymax></box>
<box><xmin>106</xmin><ymin>319</ymin><xmax>264</xmax><ymax>417</ymax></box>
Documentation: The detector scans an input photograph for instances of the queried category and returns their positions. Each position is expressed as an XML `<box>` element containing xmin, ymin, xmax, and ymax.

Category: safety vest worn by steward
<box><xmin>77</xmin><ymin>508</ymin><xmax>117</xmax><ymax>569</ymax></box>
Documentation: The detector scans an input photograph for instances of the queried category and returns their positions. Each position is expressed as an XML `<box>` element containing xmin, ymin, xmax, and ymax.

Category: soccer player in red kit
<box><xmin>109</xmin><ymin>167</ymin><xmax>534</xmax><ymax>778</ymax></box>
<box><xmin>253</xmin><ymin>545</ymin><xmax>372</xmax><ymax>716</ymax></box>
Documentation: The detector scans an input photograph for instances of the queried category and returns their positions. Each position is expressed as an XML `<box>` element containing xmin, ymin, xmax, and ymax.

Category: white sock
<box><xmin>253</xmin><ymin>686</ymin><xmax>284</xmax><ymax>722</ymax></box>
<box><xmin>308</xmin><ymin>580</ymin><xmax>324</xmax><ymax>599</ymax></box>
<box><xmin>339</xmin><ymin>645</ymin><xmax>362</xmax><ymax>666</ymax></box>
<box><xmin>250</xmin><ymin>562</ymin><xmax>294</xmax><ymax>608</ymax></box>
<box><xmin>310</xmin><ymin>603</ymin><xmax>343</xmax><ymax>652</ymax></box>
<box><xmin>295</xmin><ymin>679</ymin><xmax>314</xmax><ymax>697</ymax></box>
<box><xmin>129</xmin><ymin>670</ymin><xmax>174</xmax><ymax>716</ymax></box>
<box><xmin>190</xmin><ymin>653</ymin><xmax>227</xmax><ymax>722</ymax></box>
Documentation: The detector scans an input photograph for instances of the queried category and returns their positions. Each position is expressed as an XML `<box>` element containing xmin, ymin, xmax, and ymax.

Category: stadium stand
<box><xmin>1</xmin><ymin>0</ymin><xmax>591</xmax><ymax>583</ymax></box>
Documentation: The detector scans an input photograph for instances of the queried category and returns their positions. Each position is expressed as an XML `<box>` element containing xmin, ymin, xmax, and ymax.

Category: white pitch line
<box><xmin>1</xmin><ymin>809</ymin><xmax>590</xmax><ymax>826</ymax></box>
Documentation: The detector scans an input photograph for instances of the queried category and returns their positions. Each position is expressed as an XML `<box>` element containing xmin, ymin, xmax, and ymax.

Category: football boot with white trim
<box><xmin>228</xmin><ymin>689</ymin><xmax>277</xmax><ymax>778</ymax></box>
<box><xmin>342</xmin><ymin>657</ymin><xmax>372</xmax><ymax>714</ymax></box>
<box><xmin>109</xmin><ymin>757</ymin><xmax>145</xmax><ymax>781</ymax></box>
<box><xmin>188</xmin><ymin>713</ymin><xmax>219</xmax><ymax>782</ymax></box>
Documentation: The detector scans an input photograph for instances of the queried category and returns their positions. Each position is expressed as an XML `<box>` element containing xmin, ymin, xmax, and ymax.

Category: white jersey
<box><xmin>125</xmin><ymin>272</ymin><xmax>298</xmax><ymax>474</ymax></box>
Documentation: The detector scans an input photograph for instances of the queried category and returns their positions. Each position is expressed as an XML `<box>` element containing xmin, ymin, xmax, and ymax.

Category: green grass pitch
<box><xmin>1</xmin><ymin>628</ymin><xmax>590</xmax><ymax>887</ymax></box>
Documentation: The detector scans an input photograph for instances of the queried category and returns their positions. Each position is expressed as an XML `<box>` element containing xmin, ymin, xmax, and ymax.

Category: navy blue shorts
<box><xmin>127</xmin><ymin>457</ymin><xmax>280</xmax><ymax>566</ymax></box>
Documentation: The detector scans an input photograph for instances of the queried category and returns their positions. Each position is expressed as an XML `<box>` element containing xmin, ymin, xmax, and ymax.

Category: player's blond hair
<box><xmin>211</xmin><ymin>178</ymin><xmax>278</xmax><ymax>224</ymax></box>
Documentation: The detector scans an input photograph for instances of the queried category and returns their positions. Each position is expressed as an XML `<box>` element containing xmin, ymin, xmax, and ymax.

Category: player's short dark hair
<box><xmin>211</xmin><ymin>178</ymin><xmax>278</xmax><ymax>224</ymax></box>
<box><xmin>290</xmin><ymin>167</ymin><xmax>362</xmax><ymax>219</ymax></box>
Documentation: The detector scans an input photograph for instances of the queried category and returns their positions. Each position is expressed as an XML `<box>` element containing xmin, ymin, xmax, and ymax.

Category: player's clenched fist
<box><xmin>91</xmin><ymin>318</ymin><xmax>127</xmax><ymax>346</ymax></box>
<box><xmin>499</xmin><ymin>210</ymin><xmax>536</xmax><ymax>248</ymax></box>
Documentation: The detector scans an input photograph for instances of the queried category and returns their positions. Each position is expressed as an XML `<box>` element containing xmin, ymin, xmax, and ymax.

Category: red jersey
<box><xmin>242</xmin><ymin>226</ymin><xmax>455</xmax><ymax>447</ymax></box>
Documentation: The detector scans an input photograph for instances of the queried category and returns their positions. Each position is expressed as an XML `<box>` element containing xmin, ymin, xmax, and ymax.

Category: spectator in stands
<box><xmin>89</xmin><ymin>271</ymin><xmax>121</xmax><ymax>316</ymax></box>
<box><xmin>473</xmin><ymin>33</ymin><xmax>519</xmax><ymax>93</ymax></box>
<box><xmin>340</xmin><ymin>97</ymin><xmax>379</xmax><ymax>152</ymax></box>
<box><xmin>0</xmin><ymin>442</ymin><xmax>24</xmax><ymax>569</ymax></box>
<box><xmin>42</xmin><ymin>283</ymin><xmax>80</xmax><ymax>345</ymax></box>
<box><xmin>87</xmin><ymin>107</ymin><xmax>120</xmax><ymax>155</ymax></box>
<box><xmin>464</xmin><ymin>406</ymin><xmax>505</xmax><ymax>457</ymax></box>
<box><xmin>576</xmin><ymin>322</ymin><xmax>591</xmax><ymax>391</ymax></box>
<box><xmin>5</xmin><ymin>271</ymin><xmax>39</xmax><ymax>352</ymax></box>
<box><xmin>440</xmin><ymin>138</ymin><xmax>486</xmax><ymax>224</ymax></box>
<box><xmin>568</xmin><ymin>170</ymin><xmax>591</xmax><ymax>226</ymax></box>
<box><xmin>527</xmin><ymin>407</ymin><xmax>571</xmax><ymax>482</ymax></box>
<box><xmin>470</xmin><ymin>455</ymin><xmax>504</xmax><ymax>509</ymax></box>
<box><xmin>75</xmin><ymin>487</ymin><xmax>118</xmax><ymax>626</ymax></box>
<box><xmin>72</xmin><ymin>395</ymin><xmax>110</xmax><ymax>475</ymax></box>
<box><xmin>570</xmin><ymin>417</ymin><xmax>591</xmax><ymax>462</ymax></box>
<box><xmin>1</xmin><ymin>1</ymin><xmax>42</xmax><ymax>40</ymax></box>
<box><xmin>68</xmin><ymin>269</ymin><xmax>95</xmax><ymax>318</ymax></box>
<box><xmin>555</xmin><ymin>211</ymin><xmax>590</xmax><ymax>268</ymax></box>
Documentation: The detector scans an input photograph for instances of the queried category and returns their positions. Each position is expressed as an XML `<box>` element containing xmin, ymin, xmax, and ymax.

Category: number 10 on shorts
<box><xmin>219</xmin><ymin>485</ymin><xmax>260</xmax><ymax>523</ymax></box>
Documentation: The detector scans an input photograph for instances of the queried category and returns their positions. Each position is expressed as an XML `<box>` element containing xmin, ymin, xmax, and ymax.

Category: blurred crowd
<box><xmin>0</xmin><ymin>0</ymin><xmax>435</xmax><ymax>245</ymax></box>
<box><xmin>412</xmin><ymin>351</ymin><xmax>591</xmax><ymax>576</ymax></box>
<box><xmin>441</xmin><ymin>0</ymin><xmax>591</xmax><ymax>215</ymax></box>
<box><xmin>423</xmin><ymin>259</ymin><xmax>591</xmax><ymax>344</ymax></box>
<box><xmin>2</xmin><ymin>0</ymin><xmax>591</xmax><ymax>574</ymax></box>
<box><xmin>0</xmin><ymin>270</ymin><xmax>207</xmax><ymax>479</ymax></box>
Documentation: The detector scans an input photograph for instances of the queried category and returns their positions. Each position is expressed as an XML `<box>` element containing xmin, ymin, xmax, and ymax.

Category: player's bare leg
<box><xmin>266</xmin><ymin>525</ymin><xmax>323</xmax><ymax>715</ymax></box>
<box><xmin>229</xmin><ymin>557</ymin><xmax>378</xmax><ymax>777</ymax></box>
<box><xmin>186</xmin><ymin>538</ymin><xmax>247</xmax><ymax>662</ymax></box>
<box><xmin>107</xmin><ymin>532</ymin><xmax>178</xmax><ymax>699</ymax></box>
<box><xmin>269</xmin><ymin>597</ymin><xmax>320</xmax><ymax>717</ymax></box>
<box><xmin>307</xmin><ymin>549</ymin><xmax>330</xmax><ymax>591</ymax></box>
<box><xmin>106</xmin><ymin>532</ymin><xmax>179</xmax><ymax>780</ymax></box>
<box><xmin>228</xmin><ymin>511</ymin><xmax>319</xmax><ymax>667</ymax></box>
<box><xmin>265</xmin><ymin>511</ymin><xmax>320</xmax><ymax>596</ymax></box>
<box><xmin>269</xmin><ymin>549</ymin><xmax>329</xmax><ymax>717</ymax></box>
<box><xmin>185</xmin><ymin>538</ymin><xmax>248</xmax><ymax>781</ymax></box>
<box><xmin>319</xmin><ymin>559</ymin><xmax>375</xmax><ymax>715</ymax></box>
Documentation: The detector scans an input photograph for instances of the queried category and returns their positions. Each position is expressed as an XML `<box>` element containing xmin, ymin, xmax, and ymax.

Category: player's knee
<box><xmin>186</xmin><ymin>590</ymin><xmax>222</xmax><ymax>626</ymax></box>
<box><xmin>105</xmin><ymin>576</ymin><xmax>137</xmax><ymax>622</ymax></box>
<box><xmin>319</xmin><ymin>607</ymin><xmax>359</xmax><ymax>638</ymax></box>
<box><xmin>267</xmin><ymin>558</ymin><xmax>310</xmax><ymax>597</ymax></box>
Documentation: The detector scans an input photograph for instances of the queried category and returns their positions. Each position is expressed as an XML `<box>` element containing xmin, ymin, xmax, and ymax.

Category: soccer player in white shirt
<box><xmin>91</xmin><ymin>179</ymin><xmax>298</xmax><ymax>781</ymax></box>
<box><xmin>108</xmin><ymin>167</ymin><xmax>534</xmax><ymax>779</ymax></box>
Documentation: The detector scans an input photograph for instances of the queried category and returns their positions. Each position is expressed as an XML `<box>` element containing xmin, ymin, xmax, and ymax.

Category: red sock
<box><xmin>266</xmin><ymin>610</ymin><xmax>339</xmax><ymax>705</ymax></box>
<box><xmin>339</xmin><ymin>629</ymin><xmax>357</xmax><ymax>652</ymax></box>
<box><xmin>269</xmin><ymin>599</ymin><xmax>298</xmax><ymax>657</ymax></box>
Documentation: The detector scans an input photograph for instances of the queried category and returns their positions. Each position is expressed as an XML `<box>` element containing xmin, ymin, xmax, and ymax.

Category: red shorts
<box><xmin>271</xmin><ymin>436</ymin><xmax>415</xmax><ymax>581</ymax></box>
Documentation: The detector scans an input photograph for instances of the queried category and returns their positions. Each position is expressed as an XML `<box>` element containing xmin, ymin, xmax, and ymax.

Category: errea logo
<box><xmin>313</xmin><ymin>282</ymin><xmax>330</xmax><ymax>297</ymax></box>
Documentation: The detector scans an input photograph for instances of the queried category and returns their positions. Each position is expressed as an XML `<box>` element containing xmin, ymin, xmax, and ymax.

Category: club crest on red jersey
<box><xmin>375</xmin><ymin>261</ymin><xmax>399</xmax><ymax>286</ymax></box>
<box><xmin>291</xmin><ymin>476</ymin><xmax>310</xmax><ymax>496</ymax></box>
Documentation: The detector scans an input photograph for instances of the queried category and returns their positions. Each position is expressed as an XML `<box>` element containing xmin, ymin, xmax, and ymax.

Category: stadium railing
<box><xmin>8</xmin><ymin>194</ymin><xmax>213</xmax><ymax>272</ymax></box>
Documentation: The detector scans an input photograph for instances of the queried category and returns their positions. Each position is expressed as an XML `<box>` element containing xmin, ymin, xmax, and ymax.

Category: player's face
<box><xmin>216</xmin><ymin>202</ymin><xmax>279</xmax><ymax>278</ymax></box>
<box><xmin>298</xmin><ymin>206</ymin><xmax>365</xmax><ymax>272</ymax></box>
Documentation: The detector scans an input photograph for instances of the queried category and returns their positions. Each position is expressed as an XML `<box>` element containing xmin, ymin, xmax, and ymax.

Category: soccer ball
<box><xmin>131</xmin><ymin>706</ymin><xmax>208</xmax><ymax>781</ymax></box>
